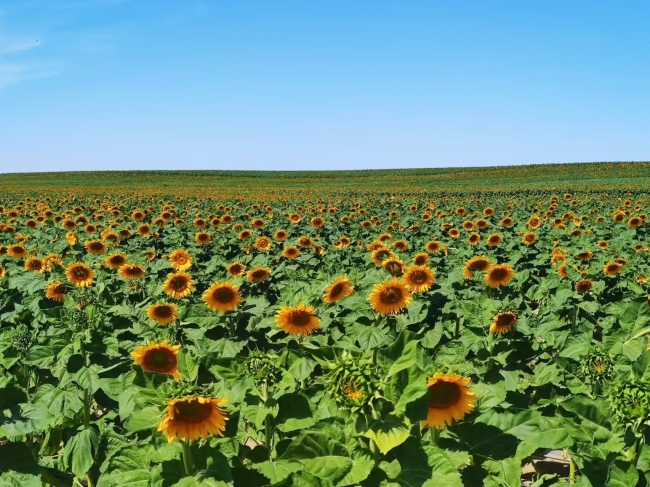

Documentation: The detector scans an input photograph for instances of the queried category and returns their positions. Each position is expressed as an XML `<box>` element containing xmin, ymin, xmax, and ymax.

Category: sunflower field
<box><xmin>1</xmin><ymin>169</ymin><xmax>650</xmax><ymax>487</ymax></box>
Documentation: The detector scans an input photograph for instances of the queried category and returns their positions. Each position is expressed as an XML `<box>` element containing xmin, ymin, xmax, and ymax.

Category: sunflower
<box><xmin>25</xmin><ymin>257</ymin><xmax>45</xmax><ymax>273</ymax></box>
<box><xmin>66</xmin><ymin>262</ymin><xmax>95</xmax><ymax>287</ymax></box>
<box><xmin>147</xmin><ymin>303</ymin><xmax>179</xmax><ymax>325</ymax></box>
<box><xmin>276</xmin><ymin>304</ymin><xmax>320</xmax><ymax>336</ymax></box>
<box><xmin>527</xmin><ymin>215</ymin><xmax>542</xmax><ymax>230</ymax></box>
<box><xmin>105</xmin><ymin>253</ymin><xmax>127</xmax><ymax>269</ymax></box>
<box><xmin>423</xmin><ymin>373</ymin><xmax>476</xmax><ymax>429</ymax></box>
<box><xmin>522</xmin><ymin>232</ymin><xmax>537</xmax><ymax>246</ymax></box>
<box><xmin>0</xmin><ymin>266</ymin><xmax>5</xmax><ymax>278</ymax></box>
<box><xmin>467</xmin><ymin>233</ymin><xmax>481</xmax><ymax>245</ymax></box>
<box><xmin>247</xmin><ymin>267</ymin><xmax>271</xmax><ymax>283</ymax></box>
<box><xmin>202</xmin><ymin>282</ymin><xmax>242</xmax><ymax>312</ymax></box>
<box><xmin>119</xmin><ymin>264</ymin><xmax>146</xmax><ymax>280</ymax></box>
<box><xmin>575</xmin><ymin>250</ymin><xmax>593</xmax><ymax>261</ymax></box>
<box><xmin>557</xmin><ymin>265</ymin><xmax>569</xmax><ymax>278</ymax></box>
<box><xmin>227</xmin><ymin>262</ymin><xmax>246</xmax><ymax>277</ymax></box>
<box><xmin>603</xmin><ymin>262</ymin><xmax>623</xmax><ymax>276</ymax></box>
<box><xmin>7</xmin><ymin>244</ymin><xmax>28</xmax><ymax>258</ymax></box>
<box><xmin>274</xmin><ymin>229</ymin><xmax>289</xmax><ymax>241</ymax></box>
<box><xmin>131</xmin><ymin>341</ymin><xmax>181</xmax><ymax>380</ymax></box>
<box><xmin>168</xmin><ymin>249</ymin><xmax>192</xmax><ymax>271</ymax></box>
<box><xmin>490</xmin><ymin>312</ymin><xmax>517</xmax><ymax>334</ymax></box>
<box><xmin>485</xmin><ymin>263</ymin><xmax>515</xmax><ymax>288</ymax></box>
<box><xmin>85</xmin><ymin>240</ymin><xmax>107</xmax><ymax>255</ymax></box>
<box><xmin>382</xmin><ymin>257</ymin><xmax>405</xmax><ymax>276</ymax></box>
<box><xmin>448</xmin><ymin>228</ymin><xmax>460</xmax><ymax>238</ymax></box>
<box><xmin>45</xmin><ymin>281</ymin><xmax>66</xmax><ymax>302</ymax></box>
<box><xmin>413</xmin><ymin>253</ymin><xmax>429</xmax><ymax>266</ymax></box>
<box><xmin>239</xmin><ymin>230</ymin><xmax>252</xmax><ymax>240</ymax></box>
<box><xmin>403</xmin><ymin>266</ymin><xmax>436</xmax><ymax>293</ymax></box>
<box><xmin>323</xmin><ymin>276</ymin><xmax>355</xmax><ymax>303</ymax></box>
<box><xmin>283</xmin><ymin>246</ymin><xmax>300</xmax><ymax>259</ymax></box>
<box><xmin>392</xmin><ymin>240</ymin><xmax>408</xmax><ymax>251</ymax></box>
<box><xmin>371</xmin><ymin>248</ymin><xmax>394</xmax><ymax>265</ymax></box>
<box><xmin>163</xmin><ymin>272</ymin><xmax>194</xmax><ymax>299</ymax></box>
<box><xmin>462</xmin><ymin>256</ymin><xmax>492</xmax><ymax>279</ymax></box>
<box><xmin>575</xmin><ymin>279</ymin><xmax>593</xmax><ymax>294</ymax></box>
<box><xmin>144</xmin><ymin>249</ymin><xmax>156</xmax><ymax>262</ymax></box>
<box><xmin>486</xmin><ymin>234</ymin><xmax>503</xmax><ymax>247</ymax></box>
<box><xmin>368</xmin><ymin>278</ymin><xmax>412</xmax><ymax>314</ymax></box>
<box><xmin>310</xmin><ymin>216</ymin><xmax>325</xmax><ymax>228</ymax></box>
<box><xmin>255</xmin><ymin>236</ymin><xmax>272</xmax><ymax>251</ymax></box>
<box><xmin>158</xmin><ymin>396</ymin><xmax>228</xmax><ymax>443</ymax></box>
<box><xmin>425</xmin><ymin>240</ymin><xmax>443</xmax><ymax>254</ymax></box>
<box><xmin>298</xmin><ymin>236</ymin><xmax>313</xmax><ymax>248</ymax></box>
<box><xmin>137</xmin><ymin>224</ymin><xmax>152</xmax><ymax>237</ymax></box>
<box><xmin>628</xmin><ymin>217</ymin><xmax>642</xmax><ymax>228</ymax></box>
<box><xmin>195</xmin><ymin>232</ymin><xmax>211</xmax><ymax>245</ymax></box>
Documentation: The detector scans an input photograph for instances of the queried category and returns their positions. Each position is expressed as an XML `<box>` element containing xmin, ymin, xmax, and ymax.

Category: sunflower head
<box><xmin>276</xmin><ymin>304</ymin><xmax>320</xmax><ymax>336</ymax></box>
<box><xmin>45</xmin><ymin>281</ymin><xmax>66</xmax><ymax>302</ymax></box>
<box><xmin>463</xmin><ymin>256</ymin><xmax>492</xmax><ymax>279</ymax></box>
<box><xmin>485</xmin><ymin>264</ymin><xmax>515</xmax><ymax>288</ymax></box>
<box><xmin>283</xmin><ymin>246</ymin><xmax>301</xmax><ymax>259</ymax></box>
<box><xmin>382</xmin><ymin>257</ymin><xmax>405</xmax><ymax>276</ymax></box>
<box><xmin>323</xmin><ymin>352</ymin><xmax>375</xmax><ymax>408</ymax></box>
<box><xmin>158</xmin><ymin>396</ymin><xmax>228</xmax><ymax>443</ymax></box>
<box><xmin>131</xmin><ymin>341</ymin><xmax>181</xmax><ymax>380</ymax></box>
<box><xmin>163</xmin><ymin>272</ymin><xmax>194</xmax><ymax>299</ymax></box>
<box><xmin>603</xmin><ymin>262</ymin><xmax>623</xmax><ymax>276</ymax></box>
<box><xmin>169</xmin><ymin>249</ymin><xmax>192</xmax><ymax>271</ymax></box>
<box><xmin>423</xmin><ymin>372</ymin><xmax>476</xmax><ymax>429</ymax></box>
<box><xmin>105</xmin><ymin>253</ymin><xmax>127</xmax><ymax>269</ymax></box>
<box><xmin>490</xmin><ymin>312</ymin><xmax>517</xmax><ymax>334</ymax></box>
<box><xmin>247</xmin><ymin>267</ymin><xmax>271</xmax><ymax>283</ymax></box>
<box><xmin>227</xmin><ymin>261</ymin><xmax>246</xmax><ymax>277</ymax></box>
<box><xmin>245</xmin><ymin>350</ymin><xmax>283</xmax><ymax>384</ymax></box>
<box><xmin>147</xmin><ymin>303</ymin><xmax>179</xmax><ymax>325</ymax></box>
<box><xmin>323</xmin><ymin>276</ymin><xmax>355</xmax><ymax>303</ymax></box>
<box><xmin>66</xmin><ymin>262</ymin><xmax>95</xmax><ymax>288</ymax></box>
<box><xmin>25</xmin><ymin>257</ymin><xmax>45</xmax><ymax>273</ymax></box>
<box><xmin>575</xmin><ymin>279</ymin><xmax>594</xmax><ymax>294</ymax></box>
<box><xmin>368</xmin><ymin>278</ymin><xmax>412</xmax><ymax>315</ymax></box>
<box><xmin>608</xmin><ymin>380</ymin><xmax>650</xmax><ymax>424</ymax></box>
<box><xmin>580</xmin><ymin>350</ymin><xmax>614</xmax><ymax>384</ymax></box>
<box><xmin>203</xmin><ymin>282</ymin><xmax>242</xmax><ymax>312</ymax></box>
<box><xmin>403</xmin><ymin>266</ymin><xmax>436</xmax><ymax>293</ymax></box>
<box><xmin>119</xmin><ymin>264</ymin><xmax>146</xmax><ymax>280</ymax></box>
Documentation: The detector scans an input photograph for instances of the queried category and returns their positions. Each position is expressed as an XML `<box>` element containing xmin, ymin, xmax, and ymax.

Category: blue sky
<box><xmin>1</xmin><ymin>0</ymin><xmax>648</xmax><ymax>172</ymax></box>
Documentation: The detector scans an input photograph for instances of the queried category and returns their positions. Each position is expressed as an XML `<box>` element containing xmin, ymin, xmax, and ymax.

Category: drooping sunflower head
<box><xmin>490</xmin><ymin>312</ymin><xmax>517</xmax><ymax>334</ymax></box>
<box><xmin>603</xmin><ymin>262</ymin><xmax>623</xmax><ymax>276</ymax></box>
<box><xmin>575</xmin><ymin>279</ymin><xmax>594</xmax><ymax>294</ymax></box>
<box><xmin>423</xmin><ymin>372</ymin><xmax>476</xmax><ymax>429</ymax></box>
<box><xmin>202</xmin><ymin>282</ymin><xmax>242</xmax><ymax>312</ymax></box>
<box><xmin>158</xmin><ymin>396</ymin><xmax>228</xmax><ymax>443</ymax></box>
<box><xmin>119</xmin><ymin>264</ymin><xmax>146</xmax><ymax>280</ymax></box>
<box><xmin>45</xmin><ymin>281</ymin><xmax>66</xmax><ymax>302</ymax></box>
<box><xmin>403</xmin><ymin>266</ymin><xmax>436</xmax><ymax>293</ymax></box>
<box><xmin>66</xmin><ymin>262</ymin><xmax>95</xmax><ymax>287</ymax></box>
<box><xmin>485</xmin><ymin>263</ymin><xmax>515</xmax><ymax>288</ymax></box>
<box><xmin>168</xmin><ymin>249</ymin><xmax>192</xmax><ymax>271</ymax></box>
<box><xmin>227</xmin><ymin>261</ymin><xmax>246</xmax><ymax>277</ymax></box>
<box><xmin>368</xmin><ymin>278</ymin><xmax>412</xmax><ymax>315</ymax></box>
<box><xmin>131</xmin><ymin>340</ymin><xmax>181</xmax><ymax>380</ymax></box>
<box><xmin>323</xmin><ymin>276</ymin><xmax>355</xmax><ymax>303</ymax></box>
<box><xmin>276</xmin><ymin>303</ymin><xmax>320</xmax><ymax>336</ymax></box>
<box><xmin>247</xmin><ymin>266</ymin><xmax>271</xmax><ymax>283</ymax></box>
<box><xmin>147</xmin><ymin>303</ymin><xmax>179</xmax><ymax>325</ymax></box>
<box><xmin>163</xmin><ymin>272</ymin><xmax>195</xmax><ymax>299</ymax></box>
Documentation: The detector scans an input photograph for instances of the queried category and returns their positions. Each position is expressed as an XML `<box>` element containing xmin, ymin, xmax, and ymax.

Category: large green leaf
<box><xmin>363</xmin><ymin>415</ymin><xmax>410</xmax><ymax>455</ymax></box>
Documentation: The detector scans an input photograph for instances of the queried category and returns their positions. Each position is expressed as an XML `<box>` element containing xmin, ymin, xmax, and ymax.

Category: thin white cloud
<box><xmin>1</xmin><ymin>38</ymin><xmax>43</xmax><ymax>54</ymax></box>
<box><xmin>0</xmin><ymin>59</ymin><xmax>59</xmax><ymax>89</ymax></box>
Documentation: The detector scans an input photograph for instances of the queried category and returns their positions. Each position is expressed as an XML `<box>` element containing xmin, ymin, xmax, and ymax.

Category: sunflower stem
<box><xmin>429</xmin><ymin>427</ymin><xmax>440</xmax><ymax>445</ymax></box>
<box><xmin>265</xmin><ymin>415</ymin><xmax>273</xmax><ymax>460</ymax></box>
<box><xmin>569</xmin><ymin>453</ymin><xmax>576</xmax><ymax>484</ymax></box>
<box><xmin>182</xmin><ymin>440</ymin><xmax>195</xmax><ymax>475</ymax></box>
<box><xmin>83</xmin><ymin>388</ymin><xmax>91</xmax><ymax>428</ymax></box>
<box><xmin>454</xmin><ymin>317</ymin><xmax>460</xmax><ymax>339</ymax></box>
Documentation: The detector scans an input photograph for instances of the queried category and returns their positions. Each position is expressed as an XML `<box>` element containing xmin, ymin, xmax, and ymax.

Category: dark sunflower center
<box><xmin>174</xmin><ymin>399</ymin><xmax>214</xmax><ymax>423</ymax></box>
<box><xmin>155</xmin><ymin>306</ymin><xmax>173</xmax><ymax>318</ymax></box>
<box><xmin>490</xmin><ymin>268</ymin><xmax>508</xmax><ymax>280</ymax></box>
<box><xmin>111</xmin><ymin>257</ymin><xmax>125</xmax><ymax>265</ymax></box>
<box><xmin>231</xmin><ymin>265</ymin><xmax>242</xmax><ymax>274</ymax></box>
<box><xmin>73</xmin><ymin>267</ymin><xmax>89</xmax><ymax>279</ymax></box>
<box><xmin>470</xmin><ymin>260</ymin><xmax>489</xmax><ymax>271</ymax></box>
<box><xmin>496</xmin><ymin>314</ymin><xmax>515</xmax><ymax>327</ymax></box>
<box><xmin>428</xmin><ymin>382</ymin><xmax>461</xmax><ymax>409</ymax></box>
<box><xmin>30</xmin><ymin>261</ymin><xmax>43</xmax><ymax>270</ymax></box>
<box><xmin>415</xmin><ymin>257</ymin><xmax>426</xmax><ymax>265</ymax></box>
<box><xmin>410</xmin><ymin>271</ymin><xmax>427</xmax><ymax>284</ymax></box>
<box><xmin>145</xmin><ymin>349</ymin><xmax>176</xmax><ymax>371</ymax></box>
<box><xmin>380</xmin><ymin>286</ymin><xmax>402</xmax><ymax>304</ymax></box>
<box><xmin>252</xmin><ymin>271</ymin><xmax>267</xmax><ymax>279</ymax></box>
<box><xmin>90</xmin><ymin>243</ymin><xmax>103</xmax><ymax>251</ymax></box>
<box><xmin>329</xmin><ymin>283</ymin><xmax>343</xmax><ymax>298</ymax></box>
<box><xmin>289</xmin><ymin>311</ymin><xmax>311</xmax><ymax>327</ymax></box>
<box><xmin>53</xmin><ymin>284</ymin><xmax>65</xmax><ymax>294</ymax></box>
<box><xmin>171</xmin><ymin>277</ymin><xmax>188</xmax><ymax>290</ymax></box>
<box><xmin>214</xmin><ymin>288</ymin><xmax>234</xmax><ymax>303</ymax></box>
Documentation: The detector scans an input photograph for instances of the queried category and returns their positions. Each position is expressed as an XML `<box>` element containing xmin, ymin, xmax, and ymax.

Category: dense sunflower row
<box><xmin>1</xmin><ymin>190</ymin><xmax>649</xmax><ymax>487</ymax></box>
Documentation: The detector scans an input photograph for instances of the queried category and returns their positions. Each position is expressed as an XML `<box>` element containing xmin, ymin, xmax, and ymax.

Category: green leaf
<box><xmin>64</xmin><ymin>427</ymin><xmax>99</xmax><ymax>478</ymax></box>
<box><xmin>607</xmin><ymin>460</ymin><xmax>639</xmax><ymax>487</ymax></box>
<box><xmin>335</xmin><ymin>451</ymin><xmax>374</xmax><ymax>487</ymax></box>
<box><xmin>124</xmin><ymin>406</ymin><xmax>161</xmax><ymax>434</ymax></box>
<box><xmin>363</xmin><ymin>415</ymin><xmax>410</xmax><ymax>455</ymax></box>
<box><xmin>252</xmin><ymin>460</ymin><xmax>301</xmax><ymax>484</ymax></box>
<box><xmin>281</xmin><ymin>432</ymin><xmax>353</xmax><ymax>483</ymax></box>
<box><xmin>177</xmin><ymin>348</ymin><xmax>199</xmax><ymax>381</ymax></box>
<box><xmin>0</xmin><ymin>443</ymin><xmax>42</xmax><ymax>487</ymax></box>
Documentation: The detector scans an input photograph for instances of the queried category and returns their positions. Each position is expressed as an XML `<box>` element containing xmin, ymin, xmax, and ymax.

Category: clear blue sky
<box><xmin>1</xmin><ymin>0</ymin><xmax>648</xmax><ymax>172</ymax></box>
